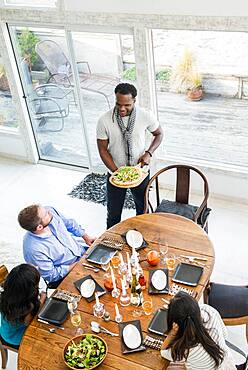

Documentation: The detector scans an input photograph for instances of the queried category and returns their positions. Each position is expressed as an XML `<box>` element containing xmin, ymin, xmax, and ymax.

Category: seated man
<box><xmin>18</xmin><ymin>204</ymin><xmax>95</xmax><ymax>288</ymax></box>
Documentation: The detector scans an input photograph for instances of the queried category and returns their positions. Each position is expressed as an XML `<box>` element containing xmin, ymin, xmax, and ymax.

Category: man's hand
<box><xmin>83</xmin><ymin>233</ymin><xmax>96</xmax><ymax>246</ymax></box>
<box><xmin>138</xmin><ymin>152</ymin><xmax>151</xmax><ymax>167</ymax></box>
<box><xmin>39</xmin><ymin>291</ymin><xmax>47</xmax><ymax>306</ymax></box>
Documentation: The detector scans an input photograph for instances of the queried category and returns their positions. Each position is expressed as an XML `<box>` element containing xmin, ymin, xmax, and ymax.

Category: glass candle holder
<box><xmin>120</xmin><ymin>278</ymin><xmax>130</xmax><ymax>307</ymax></box>
<box><xmin>93</xmin><ymin>302</ymin><xmax>105</xmax><ymax>318</ymax></box>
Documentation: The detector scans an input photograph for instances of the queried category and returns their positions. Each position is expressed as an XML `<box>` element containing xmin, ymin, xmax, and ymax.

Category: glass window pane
<box><xmin>71</xmin><ymin>31</ymin><xmax>136</xmax><ymax>169</ymax></box>
<box><xmin>152</xmin><ymin>29</ymin><xmax>248</xmax><ymax>168</ymax></box>
<box><xmin>11</xmin><ymin>26</ymin><xmax>90</xmax><ymax>167</ymax></box>
<box><xmin>0</xmin><ymin>54</ymin><xmax>19</xmax><ymax>129</ymax></box>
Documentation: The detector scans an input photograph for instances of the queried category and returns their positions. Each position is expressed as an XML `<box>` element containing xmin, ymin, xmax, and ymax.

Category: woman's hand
<box><xmin>161</xmin><ymin>323</ymin><xmax>179</xmax><ymax>350</ymax></box>
<box><xmin>170</xmin><ymin>322</ymin><xmax>179</xmax><ymax>336</ymax></box>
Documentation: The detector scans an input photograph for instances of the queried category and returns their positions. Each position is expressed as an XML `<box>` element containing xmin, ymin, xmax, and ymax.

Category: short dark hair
<box><xmin>114</xmin><ymin>83</ymin><xmax>137</xmax><ymax>99</ymax></box>
<box><xmin>18</xmin><ymin>204</ymin><xmax>41</xmax><ymax>232</ymax></box>
<box><xmin>0</xmin><ymin>264</ymin><xmax>40</xmax><ymax>323</ymax></box>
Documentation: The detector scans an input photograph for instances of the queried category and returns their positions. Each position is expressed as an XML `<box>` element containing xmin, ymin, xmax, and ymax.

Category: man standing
<box><xmin>97</xmin><ymin>83</ymin><xmax>163</xmax><ymax>228</ymax></box>
<box><xmin>18</xmin><ymin>204</ymin><xmax>95</xmax><ymax>288</ymax></box>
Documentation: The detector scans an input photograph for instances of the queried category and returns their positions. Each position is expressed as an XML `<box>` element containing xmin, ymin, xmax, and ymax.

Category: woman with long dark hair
<box><xmin>161</xmin><ymin>292</ymin><xmax>236</xmax><ymax>369</ymax></box>
<box><xmin>0</xmin><ymin>264</ymin><xmax>46</xmax><ymax>348</ymax></box>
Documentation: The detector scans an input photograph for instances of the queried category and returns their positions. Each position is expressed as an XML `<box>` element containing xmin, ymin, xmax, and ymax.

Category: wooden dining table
<box><xmin>18</xmin><ymin>213</ymin><xmax>215</xmax><ymax>370</ymax></box>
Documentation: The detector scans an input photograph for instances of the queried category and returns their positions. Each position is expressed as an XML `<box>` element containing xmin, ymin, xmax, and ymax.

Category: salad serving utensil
<box><xmin>91</xmin><ymin>321</ymin><xmax>118</xmax><ymax>337</ymax></box>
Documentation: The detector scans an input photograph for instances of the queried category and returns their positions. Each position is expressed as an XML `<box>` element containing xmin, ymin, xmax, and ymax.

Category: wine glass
<box><xmin>70</xmin><ymin>310</ymin><xmax>83</xmax><ymax>335</ymax></box>
<box><xmin>160</xmin><ymin>244</ymin><xmax>168</xmax><ymax>266</ymax></box>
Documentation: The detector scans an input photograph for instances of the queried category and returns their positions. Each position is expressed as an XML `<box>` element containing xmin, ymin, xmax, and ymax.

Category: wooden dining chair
<box><xmin>144</xmin><ymin>164</ymin><xmax>211</xmax><ymax>232</ymax></box>
<box><xmin>204</xmin><ymin>282</ymin><xmax>248</xmax><ymax>343</ymax></box>
<box><xmin>0</xmin><ymin>265</ymin><xmax>19</xmax><ymax>370</ymax></box>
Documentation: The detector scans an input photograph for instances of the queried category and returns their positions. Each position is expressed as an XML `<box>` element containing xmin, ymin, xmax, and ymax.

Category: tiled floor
<box><xmin>0</xmin><ymin>158</ymin><xmax>247</xmax><ymax>369</ymax></box>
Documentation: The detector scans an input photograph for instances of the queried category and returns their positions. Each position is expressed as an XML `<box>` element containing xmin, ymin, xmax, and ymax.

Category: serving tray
<box><xmin>172</xmin><ymin>262</ymin><xmax>203</xmax><ymax>287</ymax></box>
<box><xmin>38</xmin><ymin>297</ymin><xmax>68</xmax><ymax>325</ymax></box>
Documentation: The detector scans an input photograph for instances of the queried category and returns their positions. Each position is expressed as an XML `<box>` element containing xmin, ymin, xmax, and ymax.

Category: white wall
<box><xmin>64</xmin><ymin>0</ymin><xmax>248</xmax><ymax>16</ymax></box>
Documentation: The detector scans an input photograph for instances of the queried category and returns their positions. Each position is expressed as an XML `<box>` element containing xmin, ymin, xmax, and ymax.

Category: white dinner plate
<box><xmin>151</xmin><ymin>270</ymin><xmax>167</xmax><ymax>291</ymax></box>
<box><xmin>123</xmin><ymin>324</ymin><xmax>141</xmax><ymax>349</ymax></box>
<box><xmin>126</xmin><ymin>230</ymin><xmax>143</xmax><ymax>249</ymax></box>
<box><xmin>80</xmin><ymin>279</ymin><xmax>96</xmax><ymax>298</ymax></box>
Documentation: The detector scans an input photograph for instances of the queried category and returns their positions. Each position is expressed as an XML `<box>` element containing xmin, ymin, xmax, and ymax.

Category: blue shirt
<box><xmin>0</xmin><ymin>313</ymin><xmax>26</xmax><ymax>346</ymax></box>
<box><xmin>23</xmin><ymin>207</ymin><xmax>87</xmax><ymax>283</ymax></box>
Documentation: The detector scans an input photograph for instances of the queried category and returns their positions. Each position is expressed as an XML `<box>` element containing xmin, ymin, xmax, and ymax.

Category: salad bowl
<box><xmin>63</xmin><ymin>334</ymin><xmax>108</xmax><ymax>370</ymax></box>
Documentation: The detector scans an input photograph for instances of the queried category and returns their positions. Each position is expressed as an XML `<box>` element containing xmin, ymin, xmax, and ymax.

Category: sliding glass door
<box><xmin>9</xmin><ymin>25</ymin><xmax>91</xmax><ymax>167</ymax></box>
<box><xmin>9</xmin><ymin>25</ymin><xmax>135</xmax><ymax>170</ymax></box>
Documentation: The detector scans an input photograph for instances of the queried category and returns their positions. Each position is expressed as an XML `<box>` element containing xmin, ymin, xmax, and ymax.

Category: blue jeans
<box><xmin>106</xmin><ymin>172</ymin><xmax>150</xmax><ymax>229</ymax></box>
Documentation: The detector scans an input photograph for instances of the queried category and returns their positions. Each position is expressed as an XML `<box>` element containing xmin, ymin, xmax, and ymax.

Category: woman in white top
<box><xmin>160</xmin><ymin>292</ymin><xmax>236</xmax><ymax>369</ymax></box>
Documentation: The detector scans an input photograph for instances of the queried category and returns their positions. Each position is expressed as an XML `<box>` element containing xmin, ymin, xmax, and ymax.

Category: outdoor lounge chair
<box><xmin>22</xmin><ymin>59</ymin><xmax>70</xmax><ymax>132</ymax></box>
<box><xmin>35</xmin><ymin>40</ymin><xmax>120</xmax><ymax>108</ymax></box>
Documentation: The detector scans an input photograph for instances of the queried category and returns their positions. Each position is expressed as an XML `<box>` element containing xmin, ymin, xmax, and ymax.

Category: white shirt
<box><xmin>96</xmin><ymin>107</ymin><xmax>159</xmax><ymax>169</ymax></box>
<box><xmin>161</xmin><ymin>304</ymin><xmax>236</xmax><ymax>370</ymax></box>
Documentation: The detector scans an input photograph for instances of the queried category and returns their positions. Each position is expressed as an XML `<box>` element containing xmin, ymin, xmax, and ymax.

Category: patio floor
<box><xmin>1</xmin><ymin>90</ymin><xmax>248</xmax><ymax>169</ymax></box>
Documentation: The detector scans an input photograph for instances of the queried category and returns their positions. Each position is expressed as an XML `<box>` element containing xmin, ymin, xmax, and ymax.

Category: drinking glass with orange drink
<box><xmin>142</xmin><ymin>297</ymin><xmax>153</xmax><ymax>315</ymax></box>
<box><xmin>166</xmin><ymin>253</ymin><xmax>176</xmax><ymax>270</ymax></box>
<box><xmin>111</xmin><ymin>255</ymin><xmax>120</xmax><ymax>269</ymax></box>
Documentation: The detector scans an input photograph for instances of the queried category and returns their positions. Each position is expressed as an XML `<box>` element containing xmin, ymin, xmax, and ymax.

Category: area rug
<box><xmin>68</xmin><ymin>173</ymin><xmax>136</xmax><ymax>209</ymax></box>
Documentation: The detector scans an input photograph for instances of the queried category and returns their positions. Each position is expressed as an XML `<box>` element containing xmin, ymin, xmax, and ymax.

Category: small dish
<box><xmin>74</xmin><ymin>275</ymin><xmax>105</xmax><ymax>303</ymax></box>
<box><xmin>126</xmin><ymin>230</ymin><xmax>143</xmax><ymax>250</ymax></box>
<box><xmin>80</xmin><ymin>279</ymin><xmax>96</xmax><ymax>298</ymax></box>
<box><xmin>123</xmin><ymin>324</ymin><xmax>142</xmax><ymax>349</ymax></box>
<box><xmin>118</xmin><ymin>320</ymin><xmax>146</xmax><ymax>354</ymax></box>
<box><xmin>148</xmin><ymin>269</ymin><xmax>169</xmax><ymax>295</ymax></box>
<box><xmin>151</xmin><ymin>270</ymin><xmax>167</xmax><ymax>291</ymax></box>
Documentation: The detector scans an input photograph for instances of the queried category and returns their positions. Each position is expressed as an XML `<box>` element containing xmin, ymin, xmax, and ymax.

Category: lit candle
<box><xmin>95</xmin><ymin>292</ymin><xmax>100</xmax><ymax>306</ymax></box>
<box><xmin>126</xmin><ymin>252</ymin><xmax>131</xmax><ymax>274</ymax></box>
<box><xmin>115</xmin><ymin>303</ymin><xmax>120</xmax><ymax>317</ymax></box>
<box><xmin>121</xmin><ymin>278</ymin><xmax>126</xmax><ymax>294</ymax></box>
<box><xmin>110</xmin><ymin>266</ymin><xmax>117</xmax><ymax>290</ymax></box>
<box><xmin>119</xmin><ymin>252</ymin><xmax>124</xmax><ymax>265</ymax></box>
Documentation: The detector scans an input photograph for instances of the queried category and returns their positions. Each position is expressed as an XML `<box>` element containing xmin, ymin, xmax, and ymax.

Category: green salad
<box><xmin>113</xmin><ymin>166</ymin><xmax>140</xmax><ymax>183</ymax></box>
<box><xmin>65</xmin><ymin>335</ymin><xmax>106</xmax><ymax>369</ymax></box>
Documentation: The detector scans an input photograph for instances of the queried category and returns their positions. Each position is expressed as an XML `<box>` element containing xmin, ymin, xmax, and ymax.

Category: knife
<box><xmin>37</xmin><ymin>318</ymin><xmax>64</xmax><ymax>330</ymax></box>
<box><xmin>180</xmin><ymin>255</ymin><xmax>207</xmax><ymax>261</ymax></box>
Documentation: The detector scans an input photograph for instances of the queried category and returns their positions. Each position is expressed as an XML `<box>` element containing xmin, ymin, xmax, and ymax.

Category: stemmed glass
<box><xmin>131</xmin><ymin>293</ymin><xmax>142</xmax><ymax>317</ymax></box>
<box><xmin>160</xmin><ymin>244</ymin><xmax>168</xmax><ymax>266</ymax></box>
<box><xmin>70</xmin><ymin>310</ymin><xmax>83</xmax><ymax>335</ymax></box>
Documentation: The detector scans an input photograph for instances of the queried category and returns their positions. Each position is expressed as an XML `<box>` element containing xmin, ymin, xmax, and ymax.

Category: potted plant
<box><xmin>0</xmin><ymin>65</ymin><xmax>9</xmax><ymax>92</ymax></box>
<box><xmin>187</xmin><ymin>72</ymin><xmax>203</xmax><ymax>101</ymax></box>
<box><xmin>170</xmin><ymin>49</ymin><xmax>203</xmax><ymax>100</ymax></box>
<box><xmin>17</xmin><ymin>28</ymin><xmax>43</xmax><ymax>71</ymax></box>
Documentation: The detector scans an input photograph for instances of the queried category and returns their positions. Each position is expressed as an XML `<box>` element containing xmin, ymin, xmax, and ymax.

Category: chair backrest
<box><xmin>35</xmin><ymin>40</ymin><xmax>71</xmax><ymax>78</ymax></box>
<box><xmin>0</xmin><ymin>265</ymin><xmax>8</xmax><ymax>285</ymax></box>
<box><xmin>204</xmin><ymin>282</ymin><xmax>248</xmax><ymax>344</ymax></box>
<box><xmin>144</xmin><ymin>164</ymin><xmax>209</xmax><ymax>214</ymax></box>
